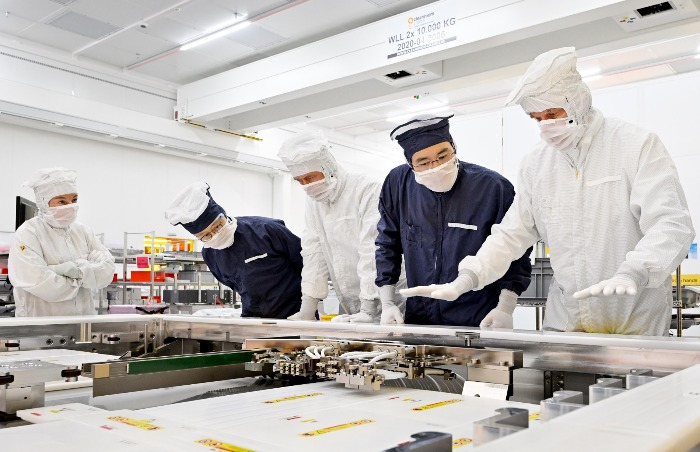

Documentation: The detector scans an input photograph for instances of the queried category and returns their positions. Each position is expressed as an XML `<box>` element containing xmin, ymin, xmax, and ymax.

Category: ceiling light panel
<box><xmin>124</xmin><ymin>0</ymin><xmax>185</xmax><ymax>13</ymax></box>
<box><xmin>81</xmin><ymin>43</ymin><xmax>145</xmax><ymax>67</ymax></box>
<box><xmin>226</xmin><ymin>23</ymin><xmax>287</xmax><ymax>50</ymax></box>
<box><xmin>3</xmin><ymin>0</ymin><xmax>65</xmax><ymax>21</ymax></box>
<box><xmin>188</xmin><ymin>37</ymin><xmax>255</xmax><ymax>61</ymax></box>
<box><xmin>137</xmin><ymin>17</ymin><xmax>202</xmax><ymax>44</ymax></box>
<box><xmin>166</xmin><ymin>0</ymin><xmax>244</xmax><ymax>30</ymax></box>
<box><xmin>70</xmin><ymin>0</ymin><xmax>155</xmax><ymax>28</ymax></box>
<box><xmin>0</xmin><ymin>11</ymin><xmax>35</xmax><ymax>35</ymax></box>
<box><xmin>102</xmin><ymin>28</ymin><xmax>176</xmax><ymax>56</ymax></box>
<box><xmin>19</xmin><ymin>22</ymin><xmax>94</xmax><ymax>51</ymax></box>
<box><xmin>48</xmin><ymin>11</ymin><xmax>119</xmax><ymax>39</ymax></box>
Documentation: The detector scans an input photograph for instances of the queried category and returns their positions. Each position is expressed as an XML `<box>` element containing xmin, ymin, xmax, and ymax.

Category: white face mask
<box><xmin>42</xmin><ymin>204</ymin><xmax>79</xmax><ymax>228</ymax></box>
<box><xmin>538</xmin><ymin>117</ymin><xmax>584</xmax><ymax>152</ymax></box>
<box><xmin>302</xmin><ymin>177</ymin><xmax>335</xmax><ymax>202</ymax></box>
<box><xmin>413</xmin><ymin>157</ymin><xmax>459</xmax><ymax>193</ymax></box>
<box><xmin>202</xmin><ymin>219</ymin><xmax>237</xmax><ymax>250</ymax></box>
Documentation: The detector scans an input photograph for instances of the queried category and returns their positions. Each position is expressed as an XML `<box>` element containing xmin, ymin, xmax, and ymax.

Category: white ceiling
<box><xmin>1</xmin><ymin>0</ymin><xmax>700</xmax><ymax>142</ymax></box>
<box><xmin>0</xmin><ymin>0</ymin><xmax>438</xmax><ymax>84</ymax></box>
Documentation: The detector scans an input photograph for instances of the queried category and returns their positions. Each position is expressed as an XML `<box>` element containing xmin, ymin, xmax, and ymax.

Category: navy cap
<box><xmin>180</xmin><ymin>194</ymin><xmax>225</xmax><ymax>234</ymax></box>
<box><xmin>390</xmin><ymin>114</ymin><xmax>454</xmax><ymax>161</ymax></box>
<box><xmin>165</xmin><ymin>182</ymin><xmax>226</xmax><ymax>235</ymax></box>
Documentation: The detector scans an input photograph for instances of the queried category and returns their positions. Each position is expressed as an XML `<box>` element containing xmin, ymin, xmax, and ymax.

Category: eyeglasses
<box><xmin>412</xmin><ymin>151</ymin><xmax>455</xmax><ymax>171</ymax></box>
<box><xmin>197</xmin><ymin>217</ymin><xmax>227</xmax><ymax>242</ymax></box>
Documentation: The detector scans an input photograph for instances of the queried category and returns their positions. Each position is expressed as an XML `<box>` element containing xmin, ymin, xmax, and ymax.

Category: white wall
<box><xmin>452</xmin><ymin>70</ymin><xmax>700</xmax><ymax>263</ymax></box>
<box><xmin>0</xmin><ymin>122</ymin><xmax>275</xmax><ymax>249</ymax></box>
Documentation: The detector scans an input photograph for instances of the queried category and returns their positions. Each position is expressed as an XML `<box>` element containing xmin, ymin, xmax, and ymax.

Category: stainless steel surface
<box><xmin>89</xmin><ymin>364</ymin><xmax>257</xmax><ymax>397</ymax></box>
<box><xmin>589</xmin><ymin>377</ymin><xmax>625</xmax><ymax>404</ymax></box>
<box><xmin>473</xmin><ymin>407</ymin><xmax>529</xmax><ymax>446</ymax></box>
<box><xmin>0</xmin><ymin>360</ymin><xmax>70</xmax><ymax>414</ymax></box>
<box><xmin>540</xmin><ymin>390</ymin><xmax>584</xmax><ymax>421</ymax></box>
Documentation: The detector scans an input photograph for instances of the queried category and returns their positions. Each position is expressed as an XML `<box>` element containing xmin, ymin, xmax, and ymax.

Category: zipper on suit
<box><xmin>435</xmin><ymin>194</ymin><xmax>443</xmax><ymax>275</ymax></box>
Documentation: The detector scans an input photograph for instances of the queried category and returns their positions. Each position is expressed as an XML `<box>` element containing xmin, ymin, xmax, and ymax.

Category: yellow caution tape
<box><xmin>262</xmin><ymin>392</ymin><xmax>323</xmax><ymax>404</ymax></box>
<box><xmin>181</xmin><ymin>119</ymin><xmax>262</xmax><ymax>141</ymax></box>
<box><xmin>194</xmin><ymin>438</ymin><xmax>255</xmax><ymax>452</ymax></box>
<box><xmin>106</xmin><ymin>415</ymin><xmax>163</xmax><ymax>431</ymax></box>
<box><xmin>671</xmin><ymin>274</ymin><xmax>700</xmax><ymax>285</ymax></box>
<box><xmin>299</xmin><ymin>419</ymin><xmax>374</xmax><ymax>437</ymax></box>
<box><xmin>411</xmin><ymin>399</ymin><xmax>463</xmax><ymax>411</ymax></box>
<box><xmin>453</xmin><ymin>437</ymin><xmax>473</xmax><ymax>448</ymax></box>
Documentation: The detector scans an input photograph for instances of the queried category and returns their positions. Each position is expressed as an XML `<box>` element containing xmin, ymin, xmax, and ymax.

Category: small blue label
<box><xmin>689</xmin><ymin>243</ymin><xmax>697</xmax><ymax>259</ymax></box>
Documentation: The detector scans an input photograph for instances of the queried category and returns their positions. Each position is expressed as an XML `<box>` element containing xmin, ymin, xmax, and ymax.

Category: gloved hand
<box><xmin>573</xmin><ymin>275</ymin><xmax>638</xmax><ymax>300</ymax></box>
<box><xmin>480</xmin><ymin>289</ymin><xmax>517</xmax><ymax>329</ymax></box>
<box><xmin>379</xmin><ymin>285</ymin><xmax>404</xmax><ymax>325</ymax></box>
<box><xmin>331</xmin><ymin>299</ymin><xmax>376</xmax><ymax>323</ymax></box>
<box><xmin>287</xmin><ymin>295</ymin><xmax>320</xmax><ymax>320</ymax></box>
<box><xmin>399</xmin><ymin>271</ymin><xmax>476</xmax><ymax>301</ymax></box>
<box><xmin>49</xmin><ymin>261</ymin><xmax>82</xmax><ymax>279</ymax></box>
<box><xmin>87</xmin><ymin>249</ymin><xmax>105</xmax><ymax>263</ymax></box>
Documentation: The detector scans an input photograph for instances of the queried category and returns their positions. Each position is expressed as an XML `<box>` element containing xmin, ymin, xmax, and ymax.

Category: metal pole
<box><xmin>123</xmin><ymin>232</ymin><xmax>128</xmax><ymax>305</ymax></box>
<box><xmin>535</xmin><ymin>306</ymin><xmax>541</xmax><ymax>331</ymax></box>
<box><xmin>149</xmin><ymin>231</ymin><xmax>155</xmax><ymax>304</ymax></box>
<box><xmin>676</xmin><ymin>264</ymin><xmax>683</xmax><ymax>337</ymax></box>
<box><xmin>197</xmin><ymin>271</ymin><xmax>202</xmax><ymax>304</ymax></box>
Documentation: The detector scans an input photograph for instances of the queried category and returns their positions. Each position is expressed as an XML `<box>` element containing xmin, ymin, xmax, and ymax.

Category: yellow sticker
<box><xmin>453</xmin><ymin>437</ymin><xmax>474</xmax><ymax>448</ymax></box>
<box><xmin>529</xmin><ymin>411</ymin><xmax>541</xmax><ymax>421</ymax></box>
<box><xmin>262</xmin><ymin>392</ymin><xmax>323</xmax><ymax>404</ymax></box>
<box><xmin>195</xmin><ymin>438</ymin><xmax>255</xmax><ymax>452</ymax></box>
<box><xmin>299</xmin><ymin>419</ymin><xmax>374</xmax><ymax>437</ymax></box>
<box><xmin>19</xmin><ymin>245</ymin><xmax>26</xmax><ymax>251</ymax></box>
<box><xmin>411</xmin><ymin>399</ymin><xmax>463</xmax><ymax>411</ymax></box>
<box><xmin>671</xmin><ymin>274</ymin><xmax>700</xmax><ymax>285</ymax></box>
<box><xmin>106</xmin><ymin>415</ymin><xmax>163</xmax><ymax>431</ymax></box>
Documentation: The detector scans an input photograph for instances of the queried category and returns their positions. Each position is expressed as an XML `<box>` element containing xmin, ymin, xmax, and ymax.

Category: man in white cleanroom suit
<box><xmin>401</xmin><ymin>47</ymin><xmax>694</xmax><ymax>336</ymax></box>
<box><xmin>9</xmin><ymin>168</ymin><xmax>115</xmax><ymax>316</ymax></box>
<box><xmin>279</xmin><ymin>131</ymin><xmax>402</xmax><ymax>322</ymax></box>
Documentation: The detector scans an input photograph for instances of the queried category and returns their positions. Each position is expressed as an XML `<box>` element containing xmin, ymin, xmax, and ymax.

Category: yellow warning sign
<box><xmin>671</xmin><ymin>274</ymin><xmax>700</xmax><ymax>285</ymax></box>
<box><xmin>195</xmin><ymin>438</ymin><xmax>255</xmax><ymax>452</ymax></box>
<box><xmin>299</xmin><ymin>419</ymin><xmax>374</xmax><ymax>437</ymax></box>
<box><xmin>528</xmin><ymin>411</ymin><xmax>541</xmax><ymax>421</ymax></box>
<box><xmin>106</xmin><ymin>416</ymin><xmax>163</xmax><ymax>431</ymax></box>
<box><xmin>411</xmin><ymin>399</ymin><xmax>463</xmax><ymax>411</ymax></box>
<box><xmin>262</xmin><ymin>392</ymin><xmax>323</xmax><ymax>404</ymax></box>
<box><xmin>453</xmin><ymin>437</ymin><xmax>473</xmax><ymax>448</ymax></box>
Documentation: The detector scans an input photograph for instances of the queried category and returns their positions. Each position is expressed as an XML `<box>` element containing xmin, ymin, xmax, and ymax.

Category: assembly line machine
<box><xmin>0</xmin><ymin>314</ymin><xmax>699</xmax><ymax>450</ymax></box>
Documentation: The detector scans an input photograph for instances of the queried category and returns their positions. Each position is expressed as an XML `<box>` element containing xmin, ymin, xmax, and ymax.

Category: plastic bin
<box><xmin>520</xmin><ymin>258</ymin><xmax>553</xmax><ymax>299</ymax></box>
<box><xmin>131</xmin><ymin>270</ymin><xmax>166</xmax><ymax>282</ymax></box>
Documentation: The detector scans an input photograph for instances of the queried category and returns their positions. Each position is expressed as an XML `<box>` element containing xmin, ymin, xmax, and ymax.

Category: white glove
<box><xmin>379</xmin><ymin>285</ymin><xmax>404</xmax><ymax>325</ymax></box>
<box><xmin>287</xmin><ymin>295</ymin><xmax>320</xmax><ymax>320</ymax></box>
<box><xmin>573</xmin><ymin>275</ymin><xmax>638</xmax><ymax>300</ymax></box>
<box><xmin>49</xmin><ymin>261</ymin><xmax>82</xmax><ymax>279</ymax></box>
<box><xmin>480</xmin><ymin>289</ymin><xmax>517</xmax><ymax>329</ymax></box>
<box><xmin>399</xmin><ymin>271</ymin><xmax>476</xmax><ymax>301</ymax></box>
<box><xmin>331</xmin><ymin>299</ymin><xmax>377</xmax><ymax>323</ymax></box>
<box><xmin>87</xmin><ymin>249</ymin><xmax>105</xmax><ymax>263</ymax></box>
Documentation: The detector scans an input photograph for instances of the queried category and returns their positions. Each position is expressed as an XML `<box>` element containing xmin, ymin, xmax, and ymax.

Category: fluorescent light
<box><xmin>583</xmin><ymin>74</ymin><xmax>604</xmax><ymax>82</ymax></box>
<box><xmin>181</xmin><ymin>20</ymin><xmax>250</xmax><ymax>51</ymax></box>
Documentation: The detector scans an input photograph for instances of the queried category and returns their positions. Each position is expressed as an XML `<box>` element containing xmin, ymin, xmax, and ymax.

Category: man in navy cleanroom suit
<box><xmin>166</xmin><ymin>182</ymin><xmax>302</xmax><ymax>318</ymax></box>
<box><xmin>375</xmin><ymin>115</ymin><xmax>531</xmax><ymax>327</ymax></box>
